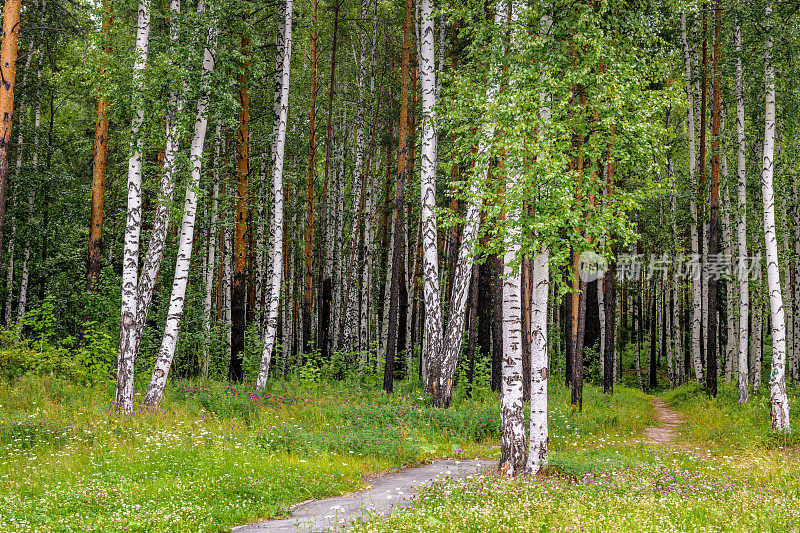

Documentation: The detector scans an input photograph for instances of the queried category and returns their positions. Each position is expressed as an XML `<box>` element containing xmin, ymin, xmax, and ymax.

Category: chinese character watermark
<box><xmin>578</xmin><ymin>253</ymin><xmax>762</xmax><ymax>282</ymax></box>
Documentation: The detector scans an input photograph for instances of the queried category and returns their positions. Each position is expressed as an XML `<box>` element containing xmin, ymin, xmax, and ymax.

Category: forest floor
<box><xmin>0</xmin><ymin>374</ymin><xmax>799</xmax><ymax>532</ymax></box>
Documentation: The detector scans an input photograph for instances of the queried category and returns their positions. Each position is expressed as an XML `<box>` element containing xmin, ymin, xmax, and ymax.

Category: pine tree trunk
<box><xmin>0</xmin><ymin>0</ymin><xmax>23</xmax><ymax>267</ymax></box>
<box><xmin>87</xmin><ymin>0</ymin><xmax>112</xmax><ymax>292</ymax></box>
<box><xmin>706</xmin><ymin>0</ymin><xmax>722</xmax><ymax>397</ymax></box>
<box><xmin>230</xmin><ymin>28</ymin><xmax>250</xmax><ymax>381</ymax></box>
<box><xmin>761</xmin><ymin>4</ymin><xmax>790</xmax><ymax>430</ymax></box>
<box><xmin>383</xmin><ymin>0</ymin><xmax>412</xmax><ymax>393</ymax></box>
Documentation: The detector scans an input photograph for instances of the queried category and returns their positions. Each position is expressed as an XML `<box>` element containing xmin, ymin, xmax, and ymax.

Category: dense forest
<box><xmin>0</xmin><ymin>0</ymin><xmax>797</xmax><ymax>481</ymax></box>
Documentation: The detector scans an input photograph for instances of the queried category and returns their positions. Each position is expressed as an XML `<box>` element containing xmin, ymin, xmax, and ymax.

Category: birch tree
<box><xmin>256</xmin><ymin>0</ymin><xmax>293</xmax><ymax>390</ymax></box>
<box><xmin>735</xmin><ymin>19</ymin><xmax>749</xmax><ymax>404</ymax></box>
<box><xmin>116</xmin><ymin>0</ymin><xmax>152</xmax><ymax>412</ymax></box>
<box><xmin>761</xmin><ymin>4</ymin><xmax>790</xmax><ymax>431</ymax></box>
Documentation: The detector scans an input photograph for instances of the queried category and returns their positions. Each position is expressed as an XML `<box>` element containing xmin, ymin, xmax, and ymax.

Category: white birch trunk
<box><xmin>16</xmin><ymin>191</ymin><xmax>33</xmax><ymax>322</ymax></box>
<box><xmin>526</xmin><ymin>249</ymin><xmax>549</xmax><ymax>474</ymax></box>
<box><xmin>499</xmin><ymin>1</ymin><xmax>526</xmax><ymax>477</ymax></box>
<box><xmin>418</xmin><ymin>0</ymin><xmax>444</xmax><ymax>390</ymax></box>
<box><xmin>256</xmin><ymin>0</ymin><xmax>293</xmax><ymax>389</ymax></box>
<box><xmin>751</xmin><ymin>295</ymin><xmax>763</xmax><ymax>392</ymax></box>
<box><xmin>761</xmin><ymin>5</ymin><xmax>790</xmax><ymax>430</ymax></box>
<box><xmin>598</xmin><ymin>275</ymin><xmax>606</xmax><ymax>380</ymax></box>
<box><xmin>735</xmin><ymin>22</ymin><xmax>749</xmax><ymax>403</ymax></box>
<box><xmin>144</xmin><ymin>2</ymin><xmax>216</xmax><ymax>406</ymax></box>
<box><xmin>117</xmin><ymin>0</ymin><xmax>152</xmax><ymax>412</ymax></box>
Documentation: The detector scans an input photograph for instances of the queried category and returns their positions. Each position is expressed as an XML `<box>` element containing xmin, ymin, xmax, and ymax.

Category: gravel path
<box><xmin>643</xmin><ymin>397</ymin><xmax>685</xmax><ymax>444</ymax></box>
<box><xmin>233</xmin><ymin>458</ymin><xmax>494</xmax><ymax>533</ymax></box>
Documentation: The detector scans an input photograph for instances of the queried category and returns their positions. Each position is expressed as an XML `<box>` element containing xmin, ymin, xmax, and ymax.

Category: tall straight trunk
<box><xmin>734</xmin><ymin>19</ymin><xmax>749</xmax><ymax>401</ymax></box>
<box><xmin>302</xmin><ymin>0</ymin><xmax>319</xmax><ymax>358</ymax></box>
<box><xmin>419</xmin><ymin>0</ymin><xmax>444</xmax><ymax>389</ymax></box>
<box><xmin>499</xmin><ymin>2</ymin><xmax>527</xmax><ymax>460</ymax></box>
<box><xmin>793</xmin><ymin>179</ymin><xmax>800</xmax><ymax>384</ymax></box>
<box><xmin>116</xmin><ymin>0</ymin><xmax>152</xmax><ymax>412</ymax></box>
<box><xmin>128</xmin><ymin>1</ymin><xmax>186</xmax><ymax>369</ymax></box>
<box><xmin>383</xmin><ymin>0</ymin><xmax>412</xmax><ymax>393</ymax></box>
<box><xmin>682</xmin><ymin>13</ymin><xmax>703</xmax><ymax>383</ymax></box>
<box><xmin>527</xmin><ymin>248</ymin><xmax>549</xmax><ymax>474</ymax></box>
<box><xmin>202</xmin><ymin>125</ymin><xmax>221</xmax><ymax>377</ymax></box>
<box><xmin>143</xmin><ymin>2</ymin><xmax>216</xmax><ymax>406</ymax></box>
<box><xmin>230</xmin><ymin>29</ymin><xmax>250</xmax><ymax>382</ymax></box>
<box><xmin>597</xmin><ymin>267</ymin><xmax>605</xmax><ymax>380</ymax></box>
<box><xmin>317</xmin><ymin>0</ymin><xmax>339</xmax><ymax>361</ymax></box>
<box><xmin>256</xmin><ymin>0</ymin><xmax>292</xmax><ymax>382</ymax></box>
<box><xmin>706</xmin><ymin>0</ymin><xmax>721</xmax><ymax>397</ymax></box>
<box><xmin>87</xmin><ymin>0</ymin><xmax>113</xmax><ymax>292</ymax></box>
<box><xmin>0</xmin><ymin>0</ymin><xmax>23</xmax><ymax>266</ymax></box>
<box><xmin>751</xmin><ymin>294</ymin><xmax>763</xmax><ymax>392</ymax></box>
<box><xmin>761</xmin><ymin>4</ymin><xmax>790</xmax><ymax>430</ymax></box>
<box><xmin>698</xmin><ymin>6</ymin><xmax>709</xmax><ymax>380</ymax></box>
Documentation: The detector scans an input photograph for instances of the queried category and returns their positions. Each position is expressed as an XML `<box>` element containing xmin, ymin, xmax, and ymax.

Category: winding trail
<box><xmin>643</xmin><ymin>397</ymin><xmax>685</xmax><ymax>445</ymax></box>
<box><xmin>234</xmin><ymin>458</ymin><xmax>493</xmax><ymax>533</ymax></box>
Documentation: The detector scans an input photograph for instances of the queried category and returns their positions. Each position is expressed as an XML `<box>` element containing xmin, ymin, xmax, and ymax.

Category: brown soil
<box><xmin>643</xmin><ymin>397</ymin><xmax>685</xmax><ymax>444</ymax></box>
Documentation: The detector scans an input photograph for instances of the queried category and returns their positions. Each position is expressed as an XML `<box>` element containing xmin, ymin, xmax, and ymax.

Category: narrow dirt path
<box><xmin>233</xmin><ymin>458</ymin><xmax>493</xmax><ymax>533</ymax></box>
<box><xmin>643</xmin><ymin>397</ymin><xmax>685</xmax><ymax>445</ymax></box>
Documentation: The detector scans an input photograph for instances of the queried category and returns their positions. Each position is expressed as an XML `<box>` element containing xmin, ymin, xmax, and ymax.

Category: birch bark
<box><xmin>256</xmin><ymin>0</ymin><xmax>293</xmax><ymax>390</ymax></box>
<box><xmin>116</xmin><ymin>0</ymin><xmax>152</xmax><ymax>412</ymax></box>
<box><xmin>761</xmin><ymin>4</ymin><xmax>790</xmax><ymax>430</ymax></box>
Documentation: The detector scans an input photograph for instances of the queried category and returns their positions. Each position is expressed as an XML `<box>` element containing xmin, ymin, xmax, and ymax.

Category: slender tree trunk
<box><xmin>734</xmin><ymin>21</ymin><xmax>749</xmax><ymax>402</ymax></box>
<box><xmin>317</xmin><ymin>0</ymin><xmax>339</xmax><ymax>362</ymax></box>
<box><xmin>302</xmin><ymin>0</ymin><xmax>319</xmax><ymax>360</ymax></box>
<box><xmin>202</xmin><ymin>125</ymin><xmax>221</xmax><ymax>377</ymax></box>
<box><xmin>706</xmin><ymin>0</ymin><xmax>721</xmax><ymax>397</ymax></box>
<box><xmin>419</xmin><ymin>0</ymin><xmax>444</xmax><ymax>391</ymax></box>
<box><xmin>230</xmin><ymin>27</ymin><xmax>250</xmax><ymax>381</ymax></box>
<box><xmin>116</xmin><ymin>0</ymin><xmax>152</xmax><ymax>412</ymax></box>
<box><xmin>761</xmin><ymin>4</ymin><xmax>790</xmax><ymax>430</ymax></box>
<box><xmin>383</xmin><ymin>0</ymin><xmax>412</xmax><ymax>393</ymax></box>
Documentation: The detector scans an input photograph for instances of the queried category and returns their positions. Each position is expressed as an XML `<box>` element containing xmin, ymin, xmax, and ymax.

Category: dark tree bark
<box><xmin>383</xmin><ymin>0</ymin><xmax>412</xmax><ymax>393</ymax></box>
<box><xmin>603</xmin><ymin>263</ymin><xmax>616</xmax><ymax>393</ymax></box>
<box><xmin>302</xmin><ymin>0</ymin><xmax>319</xmax><ymax>356</ymax></box>
<box><xmin>491</xmin><ymin>253</ymin><xmax>504</xmax><ymax>392</ymax></box>
<box><xmin>229</xmin><ymin>32</ymin><xmax>250</xmax><ymax>382</ymax></box>
<box><xmin>521</xmin><ymin>255</ymin><xmax>532</xmax><ymax>402</ymax></box>
<box><xmin>706</xmin><ymin>0</ymin><xmax>722</xmax><ymax>397</ymax></box>
<box><xmin>649</xmin><ymin>286</ymin><xmax>658</xmax><ymax>390</ymax></box>
<box><xmin>317</xmin><ymin>0</ymin><xmax>340</xmax><ymax>361</ymax></box>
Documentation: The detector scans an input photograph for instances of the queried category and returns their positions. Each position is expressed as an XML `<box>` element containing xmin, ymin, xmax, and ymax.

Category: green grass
<box><xmin>3</xmin><ymin>370</ymin><xmax>798</xmax><ymax>532</ymax></box>
<box><xmin>354</xmin><ymin>378</ymin><xmax>800</xmax><ymax>533</ymax></box>
<box><xmin>0</xmin><ymin>375</ymin><xmax>501</xmax><ymax>532</ymax></box>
